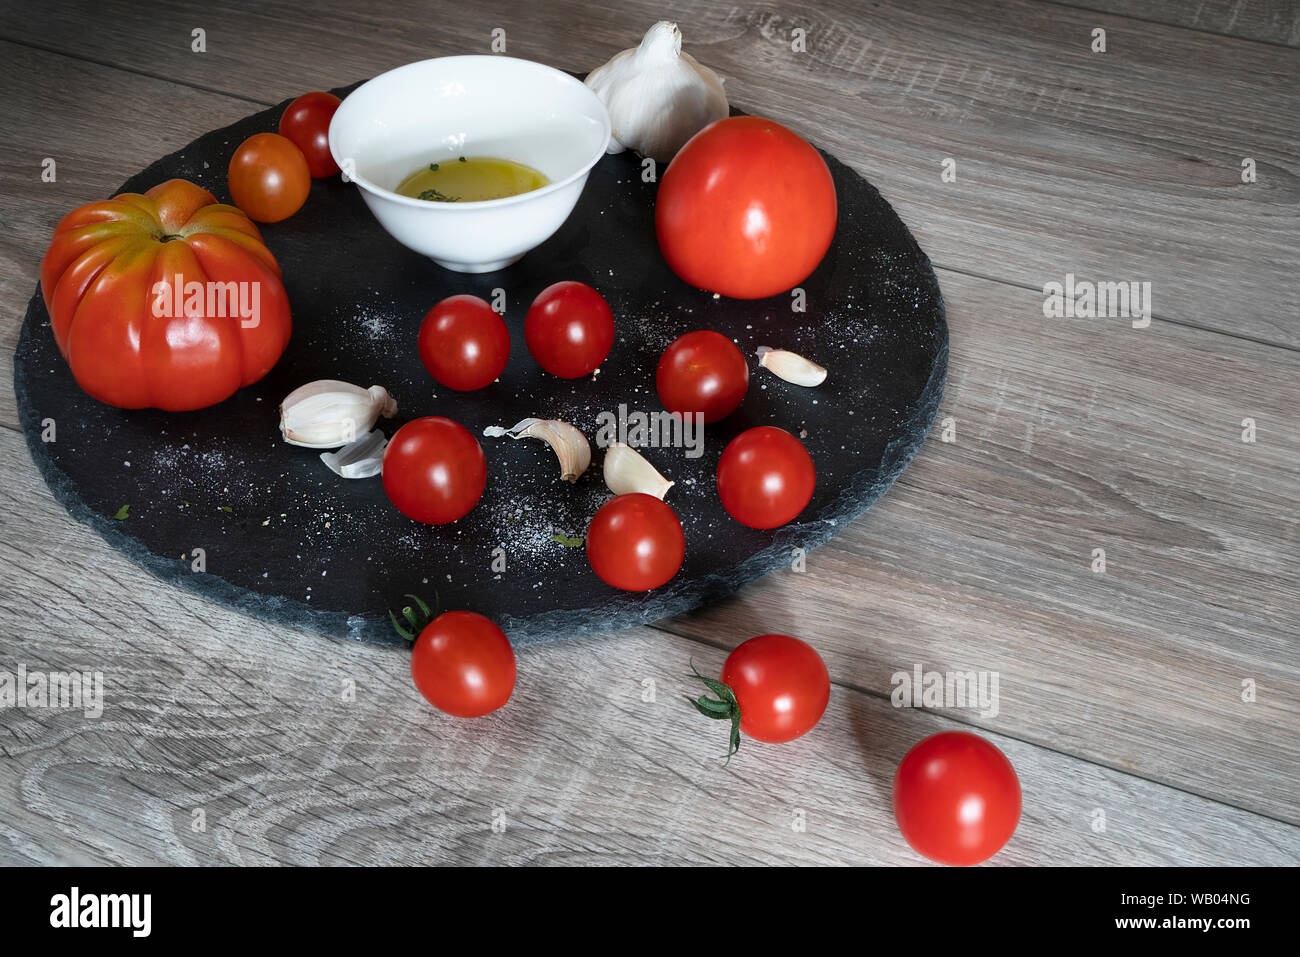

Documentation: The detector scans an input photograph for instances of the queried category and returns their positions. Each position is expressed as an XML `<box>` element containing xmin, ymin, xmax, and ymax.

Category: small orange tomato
<box><xmin>228</xmin><ymin>132</ymin><xmax>310</xmax><ymax>223</ymax></box>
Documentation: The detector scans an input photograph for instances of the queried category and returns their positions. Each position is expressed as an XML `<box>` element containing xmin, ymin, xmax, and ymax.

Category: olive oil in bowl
<box><xmin>396</xmin><ymin>156</ymin><xmax>550</xmax><ymax>203</ymax></box>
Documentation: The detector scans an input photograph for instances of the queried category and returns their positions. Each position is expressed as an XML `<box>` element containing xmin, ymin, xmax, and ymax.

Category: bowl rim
<box><xmin>328</xmin><ymin>55</ymin><xmax>612</xmax><ymax>212</ymax></box>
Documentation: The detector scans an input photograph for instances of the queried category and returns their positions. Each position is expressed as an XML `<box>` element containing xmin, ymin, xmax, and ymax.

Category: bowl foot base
<box><xmin>433</xmin><ymin>254</ymin><xmax>524</xmax><ymax>273</ymax></box>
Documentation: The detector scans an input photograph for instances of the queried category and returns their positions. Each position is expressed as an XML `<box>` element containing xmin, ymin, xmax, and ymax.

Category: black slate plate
<box><xmin>14</xmin><ymin>82</ymin><xmax>947</xmax><ymax>647</ymax></box>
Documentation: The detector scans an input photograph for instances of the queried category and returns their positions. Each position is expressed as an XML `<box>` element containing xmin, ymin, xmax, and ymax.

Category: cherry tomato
<box><xmin>721</xmin><ymin>634</ymin><xmax>829</xmax><ymax>743</ymax></box>
<box><xmin>893</xmin><ymin>731</ymin><xmax>1022</xmax><ymax>866</ymax></box>
<box><xmin>227</xmin><ymin>132</ymin><xmax>311</xmax><ymax>223</ymax></box>
<box><xmin>417</xmin><ymin>294</ymin><xmax>510</xmax><ymax>391</ymax></box>
<box><xmin>656</xmin><ymin>116</ymin><xmax>837</xmax><ymax>299</ymax></box>
<box><xmin>586</xmin><ymin>493</ymin><xmax>684</xmax><ymax>591</ymax></box>
<box><xmin>716</xmin><ymin>426</ymin><xmax>815</xmax><ymax>529</ymax></box>
<box><xmin>278</xmin><ymin>92</ymin><xmax>342</xmax><ymax>178</ymax></box>
<box><xmin>656</xmin><ymin>330</ymin><xmax>749</xmax><ymax>424</ymax></box>
<box><xmin>411</xmin><ymin>611</ymin><xmax>516</xmax><ymax>718</ymax></box>
<box><xmin>524</xmin><ymin>281</ymin><xmax>615</xmax><ymax>378</ymax></box>
<box><xmin>382</xmin><ymin>417</ymin><xmax>486</xmax><ymax>525</ymax></box>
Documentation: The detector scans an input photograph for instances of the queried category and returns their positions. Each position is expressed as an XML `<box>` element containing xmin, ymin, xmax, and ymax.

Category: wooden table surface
<box><xmin>1</xmin><ymin>0</ymin><xmax>1297</xmax><ymax>866</ymax></box>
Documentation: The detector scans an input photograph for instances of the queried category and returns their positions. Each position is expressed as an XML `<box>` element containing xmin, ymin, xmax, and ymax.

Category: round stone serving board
<box><xmin>14</xmin><ymin>82</ymin><xmax>947</xmax><ymax>647</ymax></box>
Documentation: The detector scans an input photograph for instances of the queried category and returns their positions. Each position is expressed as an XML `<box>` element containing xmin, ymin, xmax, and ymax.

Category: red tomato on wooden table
<box><xmin>39</xmin><ymin>178</ymin><xmax>292</xmax><ymax>411</ymax></box>
<box><xmin>278</xmin><ymin>91</ymin><xmax>342</xmax><ymax>178</ymax></box>
<box><xmin>382</xmin><ymin>417</ymin><xmax>487</xmax><ymax>525</ymax></box>
<box><xmin>410</xmin><ymin>611</ymin><xmax>516</xmax><ymax>718</ymax></box>
<box><xmin>228</xmin><ymin>132</ymin><xmax>311</xmax><ymax>223</ymax></box>
<box><xmin>656</xmin><ymin>330</ymin><xmax>749</xmax><ymax>424</ymax></box>
<box><xmin>685</xmin><ymin>634</ymin><xmax>830</xmax><ymax>760</ymax></box>
<box><xmin>656</xmin><ymin>116</ymin><xmax>837</xmax><ymax>300</ymax></box>
<box><xmin>586</xmin><ymin>493</ymin><xmax>685</xmax><ymax>591</ymax></box>
<box><xmin>716</xmin><ymin>426</ymin><xmax>816</xmax><ymax>528</ymax></box>
<box><xmin>524</xmin><ymin>281</ymin><xmax>615</xmax><ymax>378</ymax></box>
<box><xmin>893</xmin><ymin>731</ymin><xmax>1022</xmax><ymax>866</ymax></box>
<box><xmin>723</xmin><ymin>634</ymin><xmax>830</xmax><ymax>743</ymax></box>
<box><xmin>418</xmin><ymin>294</ymin><xmax>510</xmax><ymax>391</ymax></box>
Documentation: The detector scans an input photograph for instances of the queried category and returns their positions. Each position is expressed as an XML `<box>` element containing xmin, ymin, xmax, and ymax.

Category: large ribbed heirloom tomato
<box><xmin>40</xmin><ymin>178</ymin><xmax>292</xmax><ymax>411</ymax></box>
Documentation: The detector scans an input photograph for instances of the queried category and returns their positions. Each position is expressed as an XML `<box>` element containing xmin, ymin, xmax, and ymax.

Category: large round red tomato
<box><xmin>278</xmin><ymin>92</ymin><xmax>342</xmax><ymax>178</ymax></box>
<box><xmin>410</xmin><ymin>611</ymin><xmax>516</xmax><ymax>718</ymax></box>
<box><xmin>722</xmin><ymin>634</ymin><xmax>829</xmax><ymax>743</ymax></box>
<box><xmin>228</xmin><ymin>132</ymin><xmax>311</xmax><ymax>223</ymax></box>
<box><xmin>39</xmin><ymin>178</ymin><xmax>292</xmax><ymax>411</ymax></box>
<box><xmin>716</xmin><ymin>426</ymin><xmax>815</xmax><ymax>528</ymax></box>
<box><xmin>586</xmin><ymin>493</ymin><xmax>684</xmax><ymax>591</ymax></box>
<box><xmin>524</xmin><ymin>281</ymin><xmax>615</xmax><ymax>378</ymax></box>
<box><xmin>893</xmin><ymin>731</ymin><xmax>1022</xmax><ymax>866</ymax></box>
<box><xmin>417</xmin><ymin>294</ymin><xmax>510</xmax><ymax>391</ymax></box>
<box><xmin>656</xmin><ymin>330</ymin><xmax>749</xmax><ymax>424</ymax></box>
<box><xmin>656</xmin><ymin>116</ymin><xmax>837</xmax><ymax>299</ymax></box>
<box><xmin>382</xmin><ymin>417</ymin><xmax>486</xmax><ymax>525</ymax></box>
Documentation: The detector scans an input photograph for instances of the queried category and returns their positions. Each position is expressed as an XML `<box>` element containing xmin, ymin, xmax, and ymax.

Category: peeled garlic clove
<box><xmin>585</xmin><ymin>20</ymin><xmax>729</xmax><ymax>162</ymax></box>
<box><xmin>280</xmin><ymin>380</ymin><xmax>398</xmax><ymax>448</ymax></box>
<box><xmin>756</xmin><ymin>346</ymin><xmax>827</xmax><ymax>387</ymax></box>
<box><xmin>320</xmin><ymin>429</ymin><xmax>387</xmax><ymax>479</ymax></box>
<box><xmin>483</xmin><ymin>418</ymin><xmax>591</xmax><ymax>482</ymax></box>
<box><xmin>603</xmin><ymin>443</ymin><xmax>674</xmax><ymax>500</ymax></box>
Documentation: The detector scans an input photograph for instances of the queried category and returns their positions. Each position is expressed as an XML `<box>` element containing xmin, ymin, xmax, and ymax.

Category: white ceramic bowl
<box><xmin>329</xmin><ymin>56</ymin><xmax>611</xmax><ymax>273</ymax></box>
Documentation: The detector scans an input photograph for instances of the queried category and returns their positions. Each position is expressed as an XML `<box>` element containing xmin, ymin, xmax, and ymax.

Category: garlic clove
<box><xmin>280</xmin><ymin>380</ymin><xmax>397</xmax><ymax>448</ymax></box>
<box><xmin>585</xmin><ymin>20</ymin><xmax>729</xmax><ymax>163</ymax></box>
<box><xmin>756</xmin><ymin>346</ymin><xmax>828</xmax><ymax>387</ymax></box>
<box><xmin>603</xmin><ymin>443</ymin><xmax>674</xmax><ymax>499</ymax></box>
<box><xmin>483</xmin><ymin>418</ymin><xmax>591</xmax><ymax>482</ymax></box>
<box><xmin>320</xmin><ymin>429</ymin><xmax>387</xmax><ymax>479</ymax></box>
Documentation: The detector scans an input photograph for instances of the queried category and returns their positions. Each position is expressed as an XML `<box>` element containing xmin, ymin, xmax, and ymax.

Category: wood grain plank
<box><xmin>2</xmin><ymin>38</ymin><xmax>1296</xmax><ymax>818</ymax></box>
<box><xmin>664</xmin><ymin>265</ymin><xmax>1300</xmax><ymax>822</ymax></box>
<box><xmin>2</xmin><ymin>7</ymin><xmax>1298</xmax><ymax>860</ymax></box>
<box><xmin>1</xmin><ymin>0</ymin><xmax>1296</xmax><ymax>344</ymax></box>
<box><xmin>5</xmin><ymin>248</ymin><xmax>1298</xmax><ymax>823</ymax></box>
<box><xmin>1051</xmin><ymin>0</ymin><xmax>1300</xmax><ymax>46</ymax></box>
<box><xmin>0</xmin><ymin>427</ymin><xmax>1295</xmax><ymax>865</ymax></box>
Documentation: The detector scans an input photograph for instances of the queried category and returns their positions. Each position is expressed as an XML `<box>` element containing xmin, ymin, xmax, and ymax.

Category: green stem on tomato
<box><xmin>683</xmin><ymin>659</ymin><xmax>742</xmax><ymax>764</ymax></box>
<box><xmin>387</xmin><ymin>593</ymin><xmax>437</xmax><ymax>642</ymax></box>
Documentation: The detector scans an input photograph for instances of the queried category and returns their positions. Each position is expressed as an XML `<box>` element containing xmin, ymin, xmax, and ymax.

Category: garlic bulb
<box><xmin>279</xmin><ymin>380</ymin><xmax>397</xmax><ymax>448</ymax></box>
<box><xmin>756</xmin><ymin>346</ymin><xmax>827</xmax><ymax>387</ymax></box>
<box><xmin>585</xmin><ymin>21</ymin><xmax>728</xmax><ymax>163</ymax></box>
<box><xmin>483</xmin><ymin>418</ymin><xmax>591</xmax><ymax>482</ymax></box>
<box><xmin>603</xmin><ymin>443</ymin><xmax>674</xmax><ymax>499</ymax></box>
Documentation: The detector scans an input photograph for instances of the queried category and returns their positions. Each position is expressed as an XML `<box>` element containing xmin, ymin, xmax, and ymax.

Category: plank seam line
<box><xmin>1036</xmin><ymin>0</ymin><xmax>1300</xmax><ymax>50</ymax></box>
<box><xmin>0</xmin><ymin>35</ymin><xmax>275</xmax><ymax>108</ymax></box>
<box><xmin>646</xmin><ymin>620</ymin><xmax>1300</xmax><ymax>830</ymax></box>
<box><xmin>930</xmin><ymin>263</ymin><xmax>1300</xmax><ymax>355</ymax></box>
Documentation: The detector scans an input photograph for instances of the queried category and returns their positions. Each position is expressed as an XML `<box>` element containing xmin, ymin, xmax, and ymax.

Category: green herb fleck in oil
<box><xmin>397</xmin><ymin>156</ymin><xmax>549</xmax><ymax>203</ymax></box>
<box><xmin>418</xmin><ymin>187</ymin><xmax>459</xmax><ymax>202</ymax></box>
<box><xmin>550</xmin><ymin>533</ymin><xmax>584</xmax><ymax>548</ymax></box>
